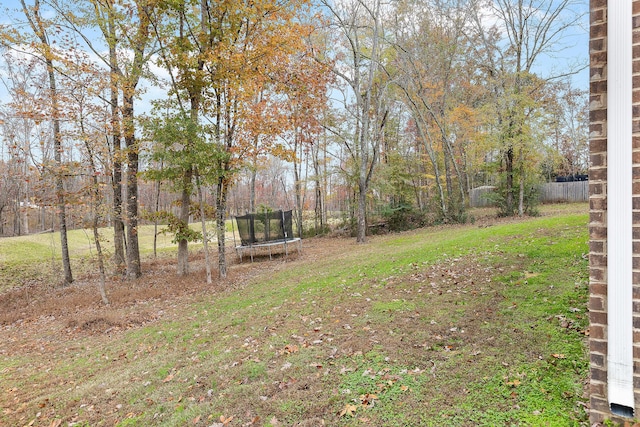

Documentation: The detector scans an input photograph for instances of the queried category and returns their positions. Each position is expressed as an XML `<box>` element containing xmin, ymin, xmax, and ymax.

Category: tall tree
<box><xmin>147</xmin><ymin>0</ymin><xmax>204</xmax><ymax>278</ymax></box>
<box><xmin>469</xmin><ymin>0</ymin><xmax>585</xmax><ymax>215</ymax></box>
<box><xmin>280</xmin><ymin>47</ymin><xmax>332</xmax><ymax>238</ymax></box>
<box><xmin>17</xmin><ymin>0</ymin><xmax>73</xmax><ymax>284</ymax></box>
<box><xmin>67</xmin><ymin>63</ymin><xmax>111</xmax><ymax>304</ymax></box>
<box><xmin>120</xmin><ymin>0</ymin><xmax>160</xmax><ymax>278</ymax></box>
<box><xmin>322</xmin><ymin>0</ymin><xmax>389</xmax><ymax>242</ymax></box>
<box><xmin>202</xmin><ymin>0</ymin><xmax>313</xmax><ymax>277</ymax></box>
<box><xmin>393</xmin><ymin>0</ymin><xmax>471</xmax><ymax>222</ymax></box>
<box><xmin>0</xmin><ymin>52</ymin><xmax>50</xmax><ymax>236</ymax></box>
<box><xmin>51</xmin><ymin>0</ymin><xmax>161</xmax><ymax>277</ymax></box>
<box><xmin>93</xmin><ymin>0</ymin><xmax>127</xmax><ymax>274</ymax></box>
<box><xmin>545</xmin><ymin>82</ymin><xmax>588</xmax><ymax>178</ymax></box>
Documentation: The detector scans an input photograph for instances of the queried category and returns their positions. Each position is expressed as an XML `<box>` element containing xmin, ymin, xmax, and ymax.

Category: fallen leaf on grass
<box><xmin>339</xmin><ymin>404</ymin><xmax>357</xmax><ymax>417</ymax></box>
<box><xmin>360</xmin><ymin>393</ymin><xmax>378</xmax><ymax>406</ymax></box>
<box><xmin>269</xmin><ymin>416</ymin><xmax>281</xmax><ymax>425</ymax></box>
<box><xmin>281</xmin><ymin>344</ymin><xmax>298</xmax><ymax>355</ymax></box>
<box><xmin>216</xmin><ymin>415</ymin><xmax>233</xmax><ymax>425</ymax></box>
<box><xmin>551</xmin><ymin>353</ymin><xmax>566</xmax><ymax>359</ymax></box>
<box><xmin>162</xmin><ymin>373</ymin><xmax>174</xmax><ymax>383</ymax></box>
<box><xmin>280</xmin><ymin>362</ymin><xmax>292</xmax><ymax>371</ymax></box>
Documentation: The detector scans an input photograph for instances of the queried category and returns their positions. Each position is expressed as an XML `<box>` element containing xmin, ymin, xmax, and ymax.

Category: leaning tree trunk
<box><xmin>83</xmin><ymin>133</ymin><xmax>109</xmax><ymax>305</ymax></box>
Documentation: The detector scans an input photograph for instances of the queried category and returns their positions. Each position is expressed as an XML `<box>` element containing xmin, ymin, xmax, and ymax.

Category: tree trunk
<box><xmin>443</xmin><ymin>144</ymin><xmax>453</xmax><ymax>203</ymax></box>
<box><xmin>177</xmin><ymin>172</ymin><xmax>192</xmax><ymax>276</ymax></box>
<box><xmin>83</xmin><ymin>129</ymin><xmax>109</xmax><ymax>305</ymax></box>
<box><xmin>356</xmin><ymin>177</ymin><xmax>367</xmax><ymax>243</ymax></box>
<box><xmin>505</xmin><ymin>146</ymin><xmax>514</xmax><ymax>215</ymax></box>
<box><xmin>123</xmin><ymin>93</ymin><xmax>141</xmax><ymax>279</ymax></box>
<box><xmin>23</xmin><ymin>0</ymin><xmax>74</xmax><ymax>285</ymax></box>
<box><xmin>518</xmin><ymin>174</ymin><xmax>524</xmax><ymax>217</ymax></box>
<box><xmin>23</xmin><ymin>206</ymin><xmax>29</xmax><ymax>235</ymax></box>
<box><xmin>293</xmin><ymin>139</ymin><xmax>303</xmax><ymax>238</ymax></box>
<box><xmin>249</xmin><ymin>167</ymin><xmax>256</xmax><ymax>213</ymax></box>
<box><xmin>216</xmin><ymin>177</ymin><xmax>228</xmax><ymax>279</ymax></box>
<box><xmin>416</xmin><ymin>118</ymin><xmax>447</xmax><ymax>219</ymax></box>
<box><xmin>107</xmin><ymin>6</ymin><xmax>126</xmax><ymax>275</ymax></box>
<box><xmin>195</xmin><ymin>168</ymin><xmax>212</xmax><ymax>284</ymax></box>
<box><xmin>312</xmin><ymin>142</ymin><xmax>324</xmax><ymax>234</ymax></box>
<box><xmin>153</xmin><ymin>175</ymin><xmax>160</xmax><ymax>258</ymax></box>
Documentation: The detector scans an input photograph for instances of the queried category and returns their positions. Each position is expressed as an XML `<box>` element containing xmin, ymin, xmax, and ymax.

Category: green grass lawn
<box><xmin>0</xmin><ymin>206</ymin><xmax>591</xmax><ymax>426</ymax></box>
<box><xmin>0</xmin><ymin>220</ymin><xmax>234</xmax><ymax>290</ymax></box>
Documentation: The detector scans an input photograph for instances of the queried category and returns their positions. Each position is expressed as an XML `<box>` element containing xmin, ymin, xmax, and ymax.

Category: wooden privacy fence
<box><xmin>538</xmin><ymin>181</ymin><xmax>589</xmax><ymax>203</ymax></box>
<box><xmin>469</xmin><ymin>181</ymin><xmax>589</xmax><ymax>207</ymax></box>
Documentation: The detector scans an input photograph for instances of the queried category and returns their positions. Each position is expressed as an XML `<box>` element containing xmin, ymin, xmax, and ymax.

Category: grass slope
<box><xmin>0</xmin><ymin>210</ymin><xmax>589</xmax><ymax>426</ymax></box>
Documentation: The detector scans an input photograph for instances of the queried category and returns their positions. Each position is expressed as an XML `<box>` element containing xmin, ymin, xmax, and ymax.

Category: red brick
<box><xmin>590</xmin><ymin>197</ymin><xmax>607</xmax><ymax>211</ymax></box>
<box><xmin>590</xmin><ymin>267</ymin><xmax>605</xmax><ymax>282</ymax></box>
<box><xmin>591</xmin><ymin>324</ymin><xmax>605</xmax><ymax>340</ymax></box>
<box><xmin>589</xmin><ymin>168</ymin><xmax>607</xmax><ymax>181</ymax></box>
<box><xmin>591</xmin><ymin>80</ymin><xmax>608</xmax><ymax>94</ymax></box>
<box><xmin>590</xmin><ymin>240</ymin><xmax>605</xmax><ymax>253</ymax></box>
<box><xmin>590</xmin><ymin>310</ymin><xmax>608</xmax><ymax>326</ymax></box>
<box><xmin>591</xmin><ymin>282</ymin><xmax>607</xmax><ymax>296</ymax></box>
<box><xmin>590</xmin><ymin>182</ymin><xmax>604</xmax><ymax>195</ymax></box>
<box><xmin>591</xmin><ymin>352</ymin><xmax>605</xmax><ymax>368</ymax></box>
<box><xmin>589</xmin><ymin>229</ymin><xmax>608</xmax><ymax>243</ymax></box>
<box><xmin>591</xmin><ymin>366</ymin><xmax>608</xmax><ymax>382</ymax></box>
<box><xmin>591</xmin><ymin>137</ymin><xmax>606</xmax><ymax>153</ymax></box>
<box><xmin>591</xmin><ymin>108</ymin><xmax>608</xmax><ymax>122</ymax></box>
<box><xmin>590</xmin><ymin>153</ymin><xmax>606</xmax><ymax>168</ymax></box>
<box><xmin>590</xmin><ymin>381</ymin><xmax>606</xmax><ymax>397</ymax></box>
<box><xmin>590</xmin><ymin>339</ymin><xmax>608</xmax><ymax>355</ymax></box>
<box><xmin>590</xmin><ymin>296</ymin><xmax>605</xmax><ymax>311</ymax></box>
<box><xmin>591</xmin><ymin>51</ymin><xmax>607</xmax><ymax>65</ymax></box>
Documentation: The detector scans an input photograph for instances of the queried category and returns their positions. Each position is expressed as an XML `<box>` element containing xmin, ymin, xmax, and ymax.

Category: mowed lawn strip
<box><xmin>0</xmin><ymin>211</ymin><xmax>589</xmax><ymax>426</ymax></box>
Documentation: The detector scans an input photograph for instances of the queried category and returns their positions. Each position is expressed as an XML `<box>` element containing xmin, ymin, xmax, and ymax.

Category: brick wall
<box><xmin>589</xmin><ymin>0</ymin><xmax>609</xmax><ymax>420</ymax></box>
<box><xmin>589</xmin><ymin>0</ymin><xmax>640</xmax><ymax>423</ymax></box>
<box><xmin>634</xmin><ymin>0</ymin><xmax>640</xmax><ymax>420</ymax></box>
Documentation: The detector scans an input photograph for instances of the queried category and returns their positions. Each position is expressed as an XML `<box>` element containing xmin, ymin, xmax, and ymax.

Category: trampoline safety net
<box><xmin>235</xmin><ymin>210</ymin><xmax>295</xmax><ymax>246</ymax></box>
